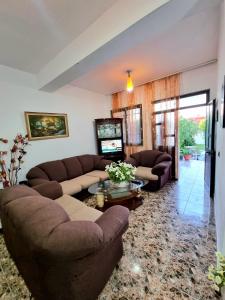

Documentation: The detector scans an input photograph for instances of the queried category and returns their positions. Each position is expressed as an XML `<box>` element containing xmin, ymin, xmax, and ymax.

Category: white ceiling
<box><xmin>0</xmin><ymin>0</ymin><xmax>221</xmax><ymax>95</ymax></box>
<box><xmin>70</xmin><ymin>0</ymin><xmax>221</xmax><ymax>94</ymax></box>
<box><xmin>0</xmin><ymin>0</ymin><xmax>115</xmax><ymax>73</ymax></box>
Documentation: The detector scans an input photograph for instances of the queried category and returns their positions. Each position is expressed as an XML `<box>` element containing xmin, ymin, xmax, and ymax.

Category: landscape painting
<box><xmin>25</xmin><ymin>112</ymin><xmax>69</xmax><ymax>140</ymax></box>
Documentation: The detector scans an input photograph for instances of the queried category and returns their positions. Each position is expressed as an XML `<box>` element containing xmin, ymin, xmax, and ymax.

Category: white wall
<box><xmin>215</xmin><ymin>0</ymin><xmax>225</xmax><ymax>254</ymax></box>
<box><xmin>0</xmin><ymin>82</ymin><xmax>111</xmax><ymax>183</ymax></box>
<box><xmin>180</xmin><ymin>62</ymin><xmax>217</xmax><ymax>99</ymax></box>
<box><xmin>0</xmin><ymin>65</ymin><xmax>37</xmax><ymax>89</ymax></box>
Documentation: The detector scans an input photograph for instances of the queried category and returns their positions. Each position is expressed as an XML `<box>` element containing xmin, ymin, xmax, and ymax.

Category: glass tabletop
<box><xmin>88</xmin><ymin>178</ymin><xmax>148</xmax><ymax>198</ymax></box>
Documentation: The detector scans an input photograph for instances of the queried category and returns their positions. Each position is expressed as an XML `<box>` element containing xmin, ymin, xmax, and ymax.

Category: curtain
<box><xmin>112</xmin><ymin>84</ymin><xmax>153</xmax><ymax>157</ymax></box>
<box><xmin>151</xmin><ymin>75</ymin><xmax>180</xmax><ymax>179</ymax></box>
<box><xmin>112</xmin><ymin>74</ymin><xmax>180</xmax><ymax>178</ymax></box>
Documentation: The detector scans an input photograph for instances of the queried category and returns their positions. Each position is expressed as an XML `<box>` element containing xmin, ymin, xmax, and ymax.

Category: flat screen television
<box><xmin>100</xmin><ymin>139</ymin><xmax>122</xmax><ymax>154</ymax></box>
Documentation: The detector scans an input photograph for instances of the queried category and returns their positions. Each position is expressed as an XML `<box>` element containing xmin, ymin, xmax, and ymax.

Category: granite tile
<box><xmin>0</xmin><ymin>160</ymin><xmax>218</xmax><ymax>300</ymax></box>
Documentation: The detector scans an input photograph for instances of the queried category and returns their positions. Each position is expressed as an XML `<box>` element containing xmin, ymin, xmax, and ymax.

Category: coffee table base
<box><xmin>95</xmin><ymin>195</ymin><xmax>143</xmax><ymax>212</ymax></box>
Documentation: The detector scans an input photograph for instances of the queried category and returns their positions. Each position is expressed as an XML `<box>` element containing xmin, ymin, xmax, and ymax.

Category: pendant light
<box><xmin>126</xmin><ymin>70</ymin><xmax>134</xmax><ymax>93</ymax></box>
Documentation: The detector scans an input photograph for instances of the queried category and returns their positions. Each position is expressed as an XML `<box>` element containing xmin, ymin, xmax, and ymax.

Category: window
<box><xmin>151</xmin><ymin>90</ymin><xmax>209</xmax><ymax>149</ymax></box>
<box><xmin>154</xmin><ymin>99</ymin><xmax>176</xmax><ymax>113</ymax></box>
<box><xmin>112</xmin><ymin>104</ymin><xmax>143</xmax><ymax>146</ymax></box>
<box><xmin>179</xmin><ymin>91</ymin><xmax>209</xmax><ymax>108</ymax></box>
<box><xmin>153</xmin><ymin>90</ymin><xmax>209</xmax><ymax>115</ymax></box>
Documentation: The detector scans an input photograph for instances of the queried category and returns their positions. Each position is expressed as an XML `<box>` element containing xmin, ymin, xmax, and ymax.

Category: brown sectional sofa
<box><xmin>27</xmin><ymin>154</ymin><xmax>111</xmax><ymax>196</ymax></box>
<box><xmin>127</xmin><ymin>150</ymin><xmax>172</xmax><ymax>191</ymax></box>
<box><xmin>0</xmin><ymin>184</ymin><xmax>129</xmax><ymax>300</ymax></box>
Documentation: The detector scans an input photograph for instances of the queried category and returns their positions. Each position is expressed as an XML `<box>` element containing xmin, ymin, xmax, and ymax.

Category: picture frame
<box><xmin>25</xmin><ymin>112</ymin><xmax>69</xmax><ymax>141</ymax></box>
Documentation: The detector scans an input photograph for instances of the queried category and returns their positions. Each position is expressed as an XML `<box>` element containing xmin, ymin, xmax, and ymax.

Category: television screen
<box><xmin>97</xmin><ymin>123</ymin><xmax>122</xmax><ymax>139</ymax></box>
<box><xmin>101</xmin><ymin>139</ymin><xmax>122</xmax><ymax>153</ymax></box>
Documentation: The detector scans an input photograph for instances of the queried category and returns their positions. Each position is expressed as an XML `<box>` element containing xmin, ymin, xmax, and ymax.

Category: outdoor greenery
<box><xmin>179</xmin><ymin>117</ymin><xmax>205</xmax><ymax>156</ymax></box>
<box><xmin>199</xmin><ymin>119</ymin><xmax>206</xmax><ymax>133</ymax></box>
<box><xmin>179</xmin><ymin>117</ymin><xmax>198</xmax><ymax>148</ymax></box>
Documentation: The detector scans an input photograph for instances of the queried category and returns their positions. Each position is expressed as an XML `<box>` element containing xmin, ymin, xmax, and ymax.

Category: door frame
<box><xmin>152</xmin><ymin>89</ymin><xmax>210</xmax><ymax>180</ymax></box>
<box><xmin>205</xmin><ymin>98</ymin><xmax>216</xmax><ymax>198</ymax></box>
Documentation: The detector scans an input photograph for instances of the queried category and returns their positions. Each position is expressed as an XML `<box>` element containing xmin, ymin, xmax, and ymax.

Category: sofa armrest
<box><xmin>28</xmin><ymin>178</ymin><xmax>50</xmax><ymax>187</ymax></box>
<box><xmin>32</xmin><ymin>181</ymin><xmax>63</xmax><ymax>199</ymax></box>
<box><xmin>44</xmin><ymin>221</ymin><xmax>104</xmax><ymax>261</ymax></box>
<box><xmin>96</xmin><ymin>159</ymin><xmax>112</xmax><ymax>170</ymax></box>
<box><xmin>125</xmin><ymin>157</ymin><xmax>139</xmax><ymax>167</ymax></box>
<box><xmin>95</xmin><ymin>206</ymin><xmax>129</xmax><ymax>244</ymax></box>
<box><xmin>152</xmin><ymin>161</ymin><xmax>172</xmax><ymax>176</ymax></box>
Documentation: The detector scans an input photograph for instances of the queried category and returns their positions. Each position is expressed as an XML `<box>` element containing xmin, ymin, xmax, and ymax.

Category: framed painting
<box><xmin>25</xmin><ymin>112</ymin><xmax>69</xmax><ymax>140</ymax></box>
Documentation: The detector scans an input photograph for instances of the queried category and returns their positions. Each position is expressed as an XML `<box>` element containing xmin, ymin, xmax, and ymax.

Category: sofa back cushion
<box><xmin>0</xmin><ymin>185</ymin><xmax>39</xmax><ymax>208</ymax></box>
<box><xmin>2</xmin><ymin>195</ymin><xmax>69</xmax><ymax>237</ymax></box>
<box><xmin>77</xmin><ymin>155</ymin><xmax>97</xmax><ymax>173</ymax></box>
<box><xmin>38</xmin><ymin>160</ymin><xmax>68</xmax><ymax>182</ymax></box>
<box><xmin>62</xmin><ymin>157</ymin><xmax>83</xmax><ymax>179</ymax></box>
<box><xmin>131</xmin><ymin>150</ymin><xmax>162</xmax><ymax>168</ymax></box>
<box><xmin>0</xmin><ymin>185</ymin><xmax>70</xmax><ymax>298</ymax></box>
<box><xmin>27</xmin><ymin>166</ymin><xmax>49</xmax><ymax>181</ymax></box>
<box><xmin>154</xmin><ymin>153</ymin><xmax>172</xmax><ymax>165</ymax></box>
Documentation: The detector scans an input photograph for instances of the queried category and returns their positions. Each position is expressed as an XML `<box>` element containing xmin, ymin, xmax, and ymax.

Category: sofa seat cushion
<box><xmin>86</xmin><ymin>170</ymin><xmax>109</xmax><ymax>181</ymax></box>
<box><xmin>70</xmin><ymin>206</ymin><xmax>102</xmax><ymax>222</ymax></box>
<box><xmin>55</xmin><ymin>194</ymin><xmax>102</xmax><ymax>222</ymax></box>
<box><xmin>71</xmin><ymin>175</ymin><xmax>99</xmax><ymax>189</ymax></box>
<box><xmin>135</xmin><ymin>166</ymin><xmax>159</xmax><ymax>181</ymax></box>
<box><xmin>60</xmin><ymin>180</ymin><xmax>82</xmax><ymax>195</ymax></box>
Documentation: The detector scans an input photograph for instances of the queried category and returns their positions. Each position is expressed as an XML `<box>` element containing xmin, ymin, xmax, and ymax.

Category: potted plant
<box><xmin>105</xmin><ymin>161</ymin><xmax>136</xmax><ymax>187</ymax></box>
<box><xmin>208</xmin><ymin>252</ymin><xmax>225</xmax><ymax>299</ymax></box>
<box><xmin>183</xmin><ymin>148</ymin><xmax>192</xmax><ymax>161</ymax></box>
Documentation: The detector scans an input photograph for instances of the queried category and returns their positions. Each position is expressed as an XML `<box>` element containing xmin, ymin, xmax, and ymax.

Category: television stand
<box><xmin>95</xmin><ymin>118</ymin><xmax>125</xmax><ymax>162</ymax></box>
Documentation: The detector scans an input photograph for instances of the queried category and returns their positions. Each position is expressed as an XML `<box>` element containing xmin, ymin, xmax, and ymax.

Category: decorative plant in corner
<box><xmin>208</xmin><ymin>252</ymin><xmax>225</xmax><ymax>299</ymax></box>
<box><xmin>0</xmin><ymin>134</ymin><xmax>29</xmax><ymax>188</ymax></box>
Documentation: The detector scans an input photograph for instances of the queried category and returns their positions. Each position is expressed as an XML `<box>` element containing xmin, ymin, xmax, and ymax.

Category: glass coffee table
<box><xmin>88</xmin><ymin>179</ymin><xmax>148</xmax><ymax>211</ymax></box>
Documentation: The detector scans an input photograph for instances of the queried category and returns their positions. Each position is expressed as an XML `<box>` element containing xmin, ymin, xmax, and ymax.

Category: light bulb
<box><xmin>126</xmin><ymin>71</ymin><xmax>134</xmax><ymax>93</ymax></box>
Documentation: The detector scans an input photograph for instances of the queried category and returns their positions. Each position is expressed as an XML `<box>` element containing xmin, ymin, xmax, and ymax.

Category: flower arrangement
<box><xmin>0</xmin><ymin>134</ymin><xmax>29</xmax><ymax>188</ymax></box>
<box><xmin>105</xmin><ymin>161</ymin><xmax>136</xmax><ymax>184</ymax></box>
<box><xmin>208</xmin><ymin>252</ymin><xmax>225</xmax><ymax>294</ymax></box>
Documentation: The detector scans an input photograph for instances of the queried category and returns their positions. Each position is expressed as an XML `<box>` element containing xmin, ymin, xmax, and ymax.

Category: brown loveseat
<box><xmin>127</xmin><ymin>150</ymin><xmax>172</xmax><ymax>191</ymax></box>
<box><xmin>0</xmin><ymin>185</ymin><xmax>129</xmax><ymax>300</ymax></box>
<box><xmin>27</xmin><ymin>154</ymin><xmax>111</xmax><ymax>197</ymax></box>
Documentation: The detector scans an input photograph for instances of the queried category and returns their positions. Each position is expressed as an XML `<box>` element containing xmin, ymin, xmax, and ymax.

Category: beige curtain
<box><xmin>112</xmin><ymin>74</ymin><xmax>180</xmax><ymax>178</ymax></box>
<box><xmin>112</xmin><ymin>83</ymin><xmax>153</xmax><ymax>157</ymax></box>
<box><xmin>151</xmin><ymin>75</ymin><xmax>180</xmax><ymax>179</ymax></box>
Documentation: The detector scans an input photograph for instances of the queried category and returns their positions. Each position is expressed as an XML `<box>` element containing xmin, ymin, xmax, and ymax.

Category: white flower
<box><xmin>105</xmin><ymin>161</ymin><xmax>136</xmax><ymax>182</ymax></box>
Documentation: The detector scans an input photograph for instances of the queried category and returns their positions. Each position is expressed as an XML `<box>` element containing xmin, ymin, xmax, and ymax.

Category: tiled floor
<box><xmin>97</xmin><ymin>160</ymin><xmax>217</xmax><ymax>299</ymax></box>
<box><xmin>0</xmin><ymin>160</ymin><xmax>218</xmax><ymax>299</ymax></box>
<box><xmin>176</xmin><ymin>159</ymin><xmax>210</xmax><ymax>219</ymax></box>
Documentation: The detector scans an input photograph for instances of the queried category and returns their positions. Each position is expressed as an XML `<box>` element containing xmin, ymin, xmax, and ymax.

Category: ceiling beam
<box><xmin>37</xmin><ymin>0</ymin><xmax>171</xmax><ymax>91</ymax></box>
